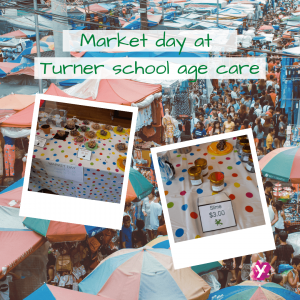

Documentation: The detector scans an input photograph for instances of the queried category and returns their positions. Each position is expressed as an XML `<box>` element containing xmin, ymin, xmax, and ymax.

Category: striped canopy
<box><xmin>23</xmin><ymin>217</ymin><xmax>104</xmax><ymax>243</ymax></box>
<box><xmin>41</xmin><ymin>35</ymin><xmax>54</xmax><ymax>42</ymax></box>
<box><xmin>79</xmin><ymin>247</ymin><xmax>211</xmax><ymax>300</ymax></box>
<box><xmin>208</xmin><ymin>281</ymin><xmax>299</xmax><ymax>299</ymax></box>
<box><xmin>259</xmin><ymin>147</ymin><xmax>300</xmax><ymax>183</ymax></box>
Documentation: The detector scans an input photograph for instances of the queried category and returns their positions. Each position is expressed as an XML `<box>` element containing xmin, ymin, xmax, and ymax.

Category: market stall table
<box><xmin>29</xmin><ymin>120</ymin><xmax>130</xmax><ymax>203</ymax></box>
<box><xmin>161</xmin><ymin>138</ymin><xmax>265</xmax><ymax>242</ymax></box>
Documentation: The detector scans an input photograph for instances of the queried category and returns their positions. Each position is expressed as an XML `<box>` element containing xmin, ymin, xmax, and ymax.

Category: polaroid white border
<box><xmin>151</xmin><ymin>129</ymin><xmax>275</xmax><ymax>270</ymax></box>
<box><xmin>20</xmin><ymin>94</ymin><xmax>138</xmax><ymax>230</ymax></box>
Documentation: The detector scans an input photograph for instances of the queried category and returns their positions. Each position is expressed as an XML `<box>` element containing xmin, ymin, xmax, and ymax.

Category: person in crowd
<box><xmin>210</xmin><ymin>121</ymin><xmax>222</xmax><ymax>135</ymax></box>
<box><xmin>121</xmin><ymin>215</ymin><xmax>133</xmax><ymax>249</ymax></box>
<box><xmin>284</xmin><ymin>255</ymin><xmax>300</xmax><ymax>292</ymax></box>
<box><xmin>142</xmin><ymin>191</ymin><xmax>154</xmax><ymax>241</ymax></box>
<box><xmin>277</xmin><ymin>114</ymin><xmax>287</xmax><ymax>147</ymax></box>
<box><xmin>192</xmin><ymin>122</ymin><xmax>207</xmax><ymax>139</ymax></box>
<box><xmin>157</xmin><ymin>214</ymin><xmax>167</xmax><ymax>236</ymax></box>
<box><xmin>132</xmin><ymin>219</ymin><xmax>147</xmax><ymax>248</ymax></box>
<box><xmin>150</xmin><ymin>195</ymin><xmax>162</xmax><ymax>239</ymax></box>
<box><xmin>223</xmin><ymin>115</ymin><xmax>235</xmax><ymax>133</ymax></box>
<box><xmin>266</xmin><ymin>127</ymin><xmax>276</xmax><ymax>153</ymax></box>
<box><xmin>257</xmin><ymin>147</ymin><xmax>265</xmax><ymax>160</ymax></box>
<box><xmin>271</xmin><ymin>274</ymin><xmax>284</xmax><ymax>286</ymax></box>
<box><xmin>274</xmin><ymin>201</ymin><xmax>286</xmax><ymax>244</ymax></box>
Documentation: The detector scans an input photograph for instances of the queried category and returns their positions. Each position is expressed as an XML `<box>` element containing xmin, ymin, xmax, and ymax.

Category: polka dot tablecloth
<box><xmin>29</xmin><ymin>121</ymin><xmax>129</xmax><ymax>203</ymax></box>
<box><xmin>162</xmin><ymin>138</ymin><xmax>265</xmax><ymax>243</ymax></box>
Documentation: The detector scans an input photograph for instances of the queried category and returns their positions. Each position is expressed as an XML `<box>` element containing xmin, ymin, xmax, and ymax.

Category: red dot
<box><xmin>190</xmin><ymin>212</ymin><xmax>198</xmax><ymax>219</ymax></box>
<box><xmin>245</xmin><ymin>206</ymin><xmax>253</xmax><ymax>212</ymax></box>
<box><xmin>218</xmin><ymin>161</ymin><xmax>223</xmax><ymax>164</ymax></box>
<box><xmin>176</xmin><ymin>164</ymin><xmax>181</xmax><ymax>167</ymax></box>
<box><xmin>100</xmin><ymin>153</ymin><xmax>103</xmax><ymax>155</ymax></box>
<box><xmin>229</xmin><ymin>194</ymin><xmax>235</xmax><ymax>200</ymax></box>
<box><xmin>246</xmin><ymin>192</ymin><xmax>253</xmax><ymax>198</ymax></box>
<box><xmin>188</xmin><ymin>162</ymin><xmax>193</xmax><ymax>165</ymax></box>
<box><xmin>232</xmin><ymin>173</ymin><xmax>238</xmax><ymax>177</ymax></box>
<box><xmin>203</xmin><ymin>153</ymin><xmax>208</xmax><ymax>156</ymax></box>
<box><xmin>180</xmin><ymin>191</ymin><xmax>186</xmax><ymax>196</ymax></box>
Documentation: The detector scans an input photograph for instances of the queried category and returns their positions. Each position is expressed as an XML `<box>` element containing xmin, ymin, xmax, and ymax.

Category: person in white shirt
<box><xmin>150</xmin><ymin>196</ymin><xmax>162</xmax><ymax>238</ymax></box>
<box><xmin>254</xmin><ymin>103</ymin><xmax>262</xmax><ymax>117</ymax></box>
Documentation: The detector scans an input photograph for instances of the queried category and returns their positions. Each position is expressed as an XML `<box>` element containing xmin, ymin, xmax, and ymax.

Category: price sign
<box><xmin>78</xmin><ymin>148</ymin><xmax>92</xmax><ymax>161</ymax></box>
<box><xmin>34</xmin><ymin>136</ymin><xmax>47</xmax><ymax>148</ymax></box>
<box><xmin>198</xmin><ymin>200</ymin><xmax>237</xmax><ymax>233</ymax></box>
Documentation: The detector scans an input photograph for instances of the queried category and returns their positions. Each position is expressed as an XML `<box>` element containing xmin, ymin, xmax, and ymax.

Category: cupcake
<box><xmin>100</xmin><ymin>129</ymin><xmax>107</xmax><ymax>136</ymax></box>
<box><xmin>88</xmin><ymin>140</ymin><xmax>96</xmax><ymax>149</ymax></box>
<box><xmin>83</xmin><ymin>120</ymin><xmax>90</xmax><ymax>125</ymax></box>
<box><xmin>76</xmin><ymin>135</ymin><xmax>84</xmax><ymax>143</ymax></box>
<box><xmin>66</xmin><ymin>119</ymin><xmax>75</xmax><ymax>130</ymax></box>
<box><xmin>92</xmin><ymin>123</ymin><xmax>100</xmax><ymax>130</ymax></box>
<box><xmin>57</xmin><ymin>130</ymin><xmax>65</xmax><ymax>137</ymax></box>
<box><xmin>116</xmin><ymin>143</ymin><xmax>126</xmax><ymax>151</ymax></box>
<box><xmin>104</xmin><ymin>124</ymin><xmax>112</xmax><ymax>130</ymax></box>
<box><xmin>87</xmin><ymin>131</ymin><xmax>96</xmax><ymax>138</ymax></box>
<box><xmin>80</xmin><ymin>126</ymin><xmax>88</xmax><ymax>132</ymax></box>
<box><xmin>117</xmin><ymin>125</ymin><xmax>123</xmax><ymax>132</ymax></box>
<box><xmin>70</xmin><ymin>129</ymin><xmax>78</xmax><ymax>136</ymax></box>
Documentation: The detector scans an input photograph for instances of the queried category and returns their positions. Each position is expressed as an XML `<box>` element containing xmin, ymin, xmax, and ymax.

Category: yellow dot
<box><xmin>68</xmin><ymin>146</ymin><xmax>71</xmax><ymax>149</ymax></box>
<box><xmin>211</xmin><ymin>157</ymin><xmax>216</xmax><ymax>160</ymax></box>
<box><xmin>41</xmin><ymin>153</ymin><xmax>45</xmax><ymax>156</ymax></box>
<box><xmin>234</xmin><ymin>182</ymin><xmax>240</xmax><ymax>188</ymax></box>
<box><xmin>208</xmin><ymin>166</ymin><xmax>213</xmax><ymax>170</ymax></box>
<box><xmin>95</xmin><ymin>177</ymin><xmax>98</xmax><ymax>179</ymax></box>
<box><xmin>96</xmin><ymin>158</ymin><xmax>99</xmax><ymax>161</ymax></box>
<box><xmin>182</xmin><ymin>157</ymin><xmax>187</xmax><ymax>160</ymax></box>
<box><xmin>112</xmin><ymin>152</ymin><xmax>115</xmax><ymax>155</ymax></box>
<box><xmin>195</xmin><ymin>235</ymin><xmax>201</xmax><ymax>239</ymax></box>
<box><xmin>212</xmin><ymin>192</ymin><xmax>218</xmax><ymax>195</ymax></box>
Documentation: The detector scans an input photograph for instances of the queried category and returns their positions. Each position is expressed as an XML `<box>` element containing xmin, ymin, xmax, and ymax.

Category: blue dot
<box><xmin>73</xmin><ymin>153</ymin><xmax>77</xmax><ymax>156</ymax></box>
<box><xmin>179</xmin><ymin>177</ymin><xmax>184</xmax><ymax>182</ymax></box>
<box><xmin>175</xmin><ymin>228</ymin><xmax>184</xmax><ymax>237</ymax></box>
<box><xmin>56</xmin><ymin>159</ymin><xmax>59</xmax><ymax>162</ymax></box>
<box><xmin>190</xmin><ymin>153</ymin><xmax>194</xmax><ymax>156</ymax></box>
<box><xmin>92</xmin><ymin>151</ymin><xmax>95</xmax><ymax>154</ymax></box>
<box><xmin>112</xmin><ymin>145</ymin><xmax>114</xmax><ymax>147</ymax></box>
<box><xmin>224</xmin><ymin>183</ymin><xmax>227</xmax><ymax>187</ymax></box>
<box><xmin>125</xmin><ymin>141</ymin><xmax>128</xmax><ymax>144</ymax></box>
<box><xmin>84</xmin><ymin>174</ymin><xmax>87</xmax><ymax>176</ymax></box>
<box><xmin>34</xmin><ymin>149</ymin><xmax>38</xmax><ymax>152</ymax></box>
<box><xmin>45</xmin><ymin>134</ymin><xmax>48</xmax><ymax>137</ymax></box>
<box><xmin>46</xmin><ymin>158</ymin><xmax>50</xmax><ymax>160</ymax></box>
<box><xmin>182</xmin><ymin>169</ymin><xmax>187</xmax><ymax>173</ymax></box>
<box><xmin>113</xmin><ymin>162</ymin><xmax>116</xmax><ymax>165</ymax></box>
<box><xmin>166</xmin><ymin>181</ymin><xmax>172</xmax><ymax>185</ymax></box>
<box><xmin>68</xmin><ymin>142</ymin><xmax>71</xmax><ymax>144</ymax></box>
<box><xmin>53</xmin><ymin>154</ymin><xmax>57</xmax><ymax>156</ymax></box>
<box><xmin>54</xmin><ymin>141</ymin><xmax>57</xmax><ymax>144</ymax></box>
<box><xmin>236</xmin><ymin>161</ymin><xmax>241</xmax><ymax>165</ymax></box>
<box><xmin>173</xmin><ymin>150</ymin><xmax>178</xmax><ymax>153</ymax></box>
<box><xmin>108</xmin><ymin>148</ymin><xmax>111</xmax><ymax>151</ymax></box>
<box><xmin>197</xmin><ymin>188</ymin><xmax>203</xmax><ymax>194</ymax></box>
<box><xmin>103</xmin><ymin>162</ymin><xmax>106</xmax><ymax>165</ymax></box>
<box><xmin>181</xmin><ymin>204</ymin><xmax>188</xmax><ymax>211</ymax></box>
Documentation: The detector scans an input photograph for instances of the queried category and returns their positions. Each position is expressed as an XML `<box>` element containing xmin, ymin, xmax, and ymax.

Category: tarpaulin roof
<box><xmin>1</xmin><ymin>103</ymin><xmax>34</xmax><ymax>128</ymax></box>
<box><xmin>7</xmin><ymin>66</ymin><xmax>35</xmax><ymax>77</ymax></box>
<box><xmin>0</xmin><ymin>62</ymin><xmax>22</xmax><ymax>78</ymax></box>
<box><xmin>0</xmin><ymin>187</ymin><xmax>22</xmax><ymax>208</ymax></box>
<box><xmin>0</xmin><ymin>29</ymin><xmax>36</xmax><ymax>38</ymax></box>
<box><xmin>25</xmin><ymin>283</ymin><xmax>109</xmax><ymax>300</ymax></box>
<box><xmin>44</xmin><ymin>83</ymin><xmax>77</xmax><ymax>97</ymax></box>
<box><xmin>23</xmin><ymin>217</ymin><xmax>104</xmax><ymax>243</ymax></box>
<box><xmin>0</xmin><ymin>94</ymin><xmax>35</xmax><ymax>110</ymax></box>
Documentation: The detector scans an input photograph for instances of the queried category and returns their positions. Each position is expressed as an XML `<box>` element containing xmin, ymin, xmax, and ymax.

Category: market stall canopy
<box><xmin>259</xmin><ymin>146</ymin><xmax>300</xmax><ymax>183</ymax></box>
<box><xmin>207</xmin><ymin>281</ymin><xmax>299</xmax><ymax>300</ymax></box>
<box><xmin>0</xmin><ymin>94</ymin><xmax>35</xmax><ymax>110</ymax></box>
<box><xmin>0</xmin><ymin>178</ymin><xmax>24</xmax><ymax>194</ymax></box>
<box><xmin>1</xmin><ymin>103</ymin><xmax>34</xmax><ymax>128</ymax></box>
<box><xmin>0</xmin><ymin>29</ymin><xmax>36</xmax><ymax>39</ymax></box>
<box><xmin>0</xmin><ymin>187</ymin><xmax>22</xmax><ymax>208</ymax></box>
<box><xmin>283</xmin><ymin>46</ymin><xmax>300</xmax><ymax>54</ymax></box>
<box><xmin>0</xmin><ymin>62</ymin><xmax>22</xmax><ymax>78</ymax></box>
<box><xmin>79</xmin><ymin>247</ymin><xmax>211</xmax><ymax>299</ymax></box>
<box><xmin>0</xmin><ymin>204</ymin><xmax>45</xmax><ymax>279</ymax></box>
<box><xmin>6</xmin><ymin>66</ymin><xmax>35</xmax><ymax>77</ymax></box>
<box><xmin>25</xmin><ymin>283</ymin><xmax>109</xmax><ymax>300</ymax></box>
<box><xmin>126</xmin><ymin>167</ymin><xmax>154</xmax><ymax>202</ymax></box>
<box><xmin>40</xmin><ymin>35</ymin><xmax>54</xmax><ymax>43</ymax></box>
<box><xmin>23</xmin><ymin>217</ymin><xmax>104</xmax><ymax>243</ymax></box>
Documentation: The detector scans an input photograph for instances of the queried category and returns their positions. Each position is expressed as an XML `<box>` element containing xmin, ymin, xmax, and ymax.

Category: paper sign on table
<box><xmin>78</xmin><ymin>148</ymin><xmax>92</xmax><ymax>161</ymax></box>
<box><xmin>287</xmin><ymin>126</ymin><xmax>292</xmax><ymax>135</ymax></box>
<box><xmin>42</xmin><ymin>160</ymin><xmax>84</xmax><ymax>183</ymax></box>
<box><xmin>198</xmin><ymin>200</ymin><xmax>237</xmax><ymax>233</ymax></box>
<box><xmin>34</xmin><ymin>136</ymin><xmax>47</xmax><ymax>148</ymax></box>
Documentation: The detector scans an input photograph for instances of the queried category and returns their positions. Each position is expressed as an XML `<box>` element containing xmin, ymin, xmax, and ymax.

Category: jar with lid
<box><xmin>208</xmin><ymin>172</ymin><xmax>225</xmax><ymax>193</ymax></box>
<box><xmin>188</xmin><ymin>166</ymin><xmax>203</xmax><ymax>186</ymax></box>
<box><xmin>236</xmin><ymin>135</ymin><xmax>247</xmax><ymax>149</ymax></box>
<box><xmin>194</xmin><ymin>158</ymin><xmax>208</xmax><ymax>176</ymax></box>
<box><xmin>241</xmin><ymin>145</ymin><xmax>251</xmax><ymax>162</ymax></box>
<box><xmin>246</xmin><ymin>156</ymin><xmax>255</xmax><ymax>173</ymax></box>
<box><xmin>238</xmin><ymin>139</ymin><xmax>249</xmax><ymax>155</ymax></box>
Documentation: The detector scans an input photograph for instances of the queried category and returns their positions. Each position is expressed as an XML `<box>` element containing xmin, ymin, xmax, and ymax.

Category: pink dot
<box><xmin>190</xmin><ymin>212</ymin><xmax>198</xmax><ymax>219</ymax></box>
<box><xmin>116</xmin><ymin>169</ymin><xmax>119</xmax><ymax>172</ymax></box>
<box><xmin>36</xmin><ymin>132</ymin><xmax>40</xmax><ymax>135</ymax></box>
<box><xmin>245</xmin><ymin>206</ymin><xmax>253</xmax><ymax>212</ymax></box>
<box><xmin>58</xmin><ymin>145</ymin><xmax>62</xmax><ymax>148</ymax></box>
<box><xmin>226</xmin><ymin>157</ymin><xmax>230</xmax><ymax>160</ymax></box>
<box><xmin>33</xmin><ymin>155</ymin><xmax>36</xmax><ymax>158</ymax></box>
<box><xmin>246</xmin><ymin>192</ymin><xmax>253</xmax><ymax>198</ymax></box>
<box><xmin>233</xmin><ymin>137</ymin><xmax>237</xmax><ymax>140</ymax></box>
<box><xmin>218</xmin><ymin>161</ymin><xmax>223</xmax><ymax>164</ymax></box>
<box><xmin>180</xmin><ymin>191</ymin><xmax>186</xmax><ymax>196</ymax></box>
<box><xmin>78</xmin><ymin>163</ymin><xmax>82</xmax><ymax>166</ymax></box>
<box><xmin>203</xmin><ymin>153</ymin><xmax>208</xmax><ymax>156</ymax></box>
<box><xmin>43</xmin><ymin>147</ymin><xmax>47</xmax><ymax>150</ymax></box>
<box><xmin>103</xmin><ymin>144</ymin><xmax>106</xmax><ymax>146</ymax></box>
<box><xmin>118</xmin><ymin>140</ymin><xmax>121</xmax><ymax>142</ymax></box>
<box><xmin>176</xmin><ymin>164</ymin><xmax>181</xmax><ymax>167</ymax></box>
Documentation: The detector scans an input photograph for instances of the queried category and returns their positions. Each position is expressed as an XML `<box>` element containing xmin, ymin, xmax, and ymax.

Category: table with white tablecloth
<box><xmin>161</xmin><ymin>138</ymin><xmax>266</xmax><ymax>243</ymax></box>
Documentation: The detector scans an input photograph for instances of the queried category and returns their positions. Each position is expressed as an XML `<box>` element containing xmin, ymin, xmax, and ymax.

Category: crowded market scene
<box><xmin>1</xmin><ymin>0</ymin><xmax>300</xmax><ymax>299</ymax></box>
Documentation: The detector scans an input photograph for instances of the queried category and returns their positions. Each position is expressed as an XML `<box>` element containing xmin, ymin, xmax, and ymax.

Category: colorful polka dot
<box><xmin>229</xmin><ymin>194</ymin><xmax>236</xmax><ymax>200</ymax></box>
<box><xmin>182</xmin><ymin>169</ymin><xmax>187</xmax><ymax>173</ymax></box>
<box><xmin>236</xmin><ymin>161</ymin><xmax>241</xmax><ymax>165</ymax></box>
<box><xmin>190</xmin><ymin>212</ymin><xmax>198</xmax><ymax>219</ymax></box>
<box><xmin>181</xmin><ymin>204</ymin><xmax>188</xmax><ymax>211</ymax></box>
<box><xmin>245</xmin><ymin>206</ymin><xmax>253</xmax><ymax>212</ymax></box>
<box><xmin>69</xmin><ymin>159</ymin><xmax>73</xmax><ymax>162</ymax></box>
<box><xmin>211</xmin><ymin>157</ymin><xmax>216</xmax><ymax>160</ymax></box>
<box><xmin>179</xmin><ymin>177</ymin><xmax>184</xmax><ymax>182</ymax></box>
<box><xmin>246</xmin><ymin>192</ymin><xmax>253</xmax><ymax>198</ymax></box>
<box><xmin>208</xmin><ymin>166</ymin><xmax>213</xmax><ymax>170</ymax></box>
<box><xmin>246</xmin><ymin>176</ymin><xmax>252</xmax><ymax>181</ymax></box>
<box><xmin>197</xmin><ymin>149</ymin><xmax>201</xmax><ymax>152</ymax></box>
<box><xmin>212</xmin><ymin>192</ymin><xmax>218</xmax><ymax>195</ymax></box>
<box><xmin>195</xmin><ymin>235</ymin><xmax>201</xmax><ymax>239</ymax></box>
<box><xmin>166</xmin><ymin>181</ymin><xmax>172</xmax><ymax>185</ymax></box>
<box><xmin>197</xmin><ymin>188</ymin><xmax>203</xmax><ymax>194</ymax></box>
<box><xmin>218</xmin><ymin>161</ymin><xmax>223</xmax><ymax>164</ymax></box>
<box><xmin>227</xmin><ymin>166</ymin><xmax>233</xmax><ymax>170</ymax></box>
<box><xmin>180</xmin><ymin>191</ymin><xmax>186</xmax><ymax>196</ymax></box>
<box><xmin>167</xmin><ymin>202</ymin><xmax>174</xmax><ymax>208</ymax></box>
<box><xmin>232</xmin><ymin>173</ymin><xmax>238</xmax><ymax>177</ymax></box>
<box><xmin>182</xmin><ymin>157</ymin><xmax>187</xmax><ymax>160</ymax></box>
<box><xmin>176</xmin><ymin>164</ymin><xmax>181</xmax><ymax>167</ymax></box>
<box><xmin>226</xmin><ymin>157</ymin><xmax>230</xmax><ymax>160</ymax></box>
<box><xmin>165</xmin><ymin>191</ymin><xmax>168</xmax><ymax>196</ymax></box>
<box><xmin>175</xmin><ymin>228</ymin><xmax>184</xmax><ymax>237</ymax></box>
<box><xmin>234</xmin><ymin>182</ymin><xmax>240</xmax><ymax>188</ymax></box>
<box><xmin>190</xmin><ymin>153</ymin><xmax>194</xmax><ymax>156</ymax></box>
<box><xmin>203</xmin><ymin>153</ymin><xmax>208</xmax><ymax>156</ymax></box>
<box><xmin>176</xmin><ymin>155</ymin><xmax>181</xmax><ymax>157</ymax></box>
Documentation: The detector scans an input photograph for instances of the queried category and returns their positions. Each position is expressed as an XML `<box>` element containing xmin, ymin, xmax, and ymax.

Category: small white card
<box><xmin>198</xmin><ymin>200</ymin><xmax>237</xmax><ymax>233</ymax></box>
<box><xmin>78</xmin><ymin>148</ymin><xmax>92</xmax><ymax>160</ymax></box>
<box><xmin>34</xmin><ymin>136</ymin><xmax>47</xmax><ymax>148</ymax></box>
<box><xmin>287</xmin><ymin>125</ymin><xmax>292</xmax><ymax>135</ymax></box>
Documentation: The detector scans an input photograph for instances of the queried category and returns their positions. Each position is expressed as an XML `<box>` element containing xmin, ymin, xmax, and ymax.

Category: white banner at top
<box><xmin>63</xmin><ymin>30</ymin><xmax>237</xmax><ymax>53</ymax></box>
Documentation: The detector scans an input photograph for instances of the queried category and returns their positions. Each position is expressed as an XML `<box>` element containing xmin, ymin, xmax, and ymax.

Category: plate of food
<box><xmin>85</xmin><ymin>140</ymin><xmax>98</xmax><ymax>151</ymax></box>
<box><xmin>96</xmin><ymin>129</ymin><xmax>111</xmax><ymax>139</ymax></box>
